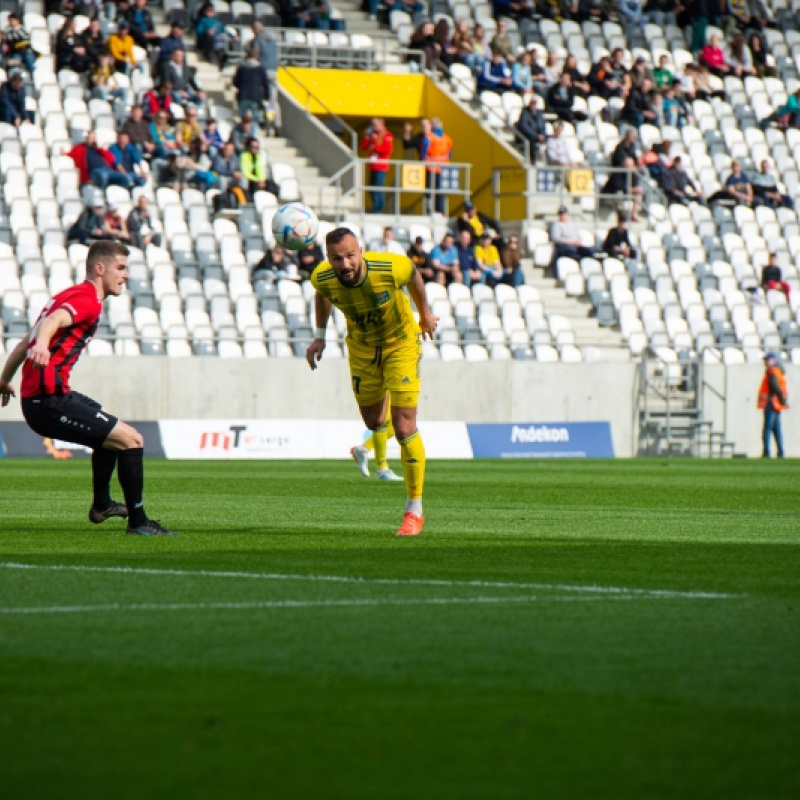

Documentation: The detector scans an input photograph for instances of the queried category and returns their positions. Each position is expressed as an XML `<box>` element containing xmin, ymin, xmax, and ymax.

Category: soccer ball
<box><xmin>271</xmin><ymin>203</ymin><xmax>319</xmax><ymax>251</ymax></box>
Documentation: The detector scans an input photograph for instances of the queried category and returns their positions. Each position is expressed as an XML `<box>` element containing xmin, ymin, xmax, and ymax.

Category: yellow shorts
<box><xmin>347</xmin><ymin>335</ymin><xmax>422</xmax><ymax>408</ymax></box>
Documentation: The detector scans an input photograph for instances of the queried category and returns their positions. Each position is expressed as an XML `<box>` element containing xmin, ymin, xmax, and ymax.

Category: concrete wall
<box><xmin>2</xmin><ymin>358</ymin><xmax>796</xmax><ymax>458</ymax></box>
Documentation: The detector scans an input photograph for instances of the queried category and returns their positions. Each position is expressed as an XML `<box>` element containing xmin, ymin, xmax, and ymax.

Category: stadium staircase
<box><xmin>636</xmin><ymin>353</ymin><xmax>741</xmax><ymax>457</ymax></box>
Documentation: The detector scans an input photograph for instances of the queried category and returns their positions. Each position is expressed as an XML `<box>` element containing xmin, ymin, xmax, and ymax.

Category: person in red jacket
<box><xmin>360</xmin><ymin>117</ymin><xmax>393</xmax><ymax>214</ymax></box>
<box><xmin>66</xmin><ymin>130</ymin><xmax>118</xmax><ymax>188</ymax></box>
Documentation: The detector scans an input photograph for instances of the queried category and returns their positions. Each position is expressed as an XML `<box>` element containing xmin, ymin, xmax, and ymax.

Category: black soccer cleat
<box><xmin>126</xmin><ymin>519</ymin><xmax>179</xmax><ymax>537</ymax></box>
<box><xmin>88</xmin><ymin>501</ymin><xmax>129</xmax><ymax>524</ymax></box>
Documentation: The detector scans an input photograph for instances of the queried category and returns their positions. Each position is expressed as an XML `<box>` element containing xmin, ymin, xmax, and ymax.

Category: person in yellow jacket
<box><xmin>108</xmin><ymin>21</ymin><xmax>140</xmax><ymax>75</ymax></box>
<box><xmin>239</xmin><ymin>136</ymin><xmax>268</xmax><ymax>195</ymax></box>
<box><xmin>757</xmin><ymin>352</ymin><xmax>789</xmax><ymax>458</ymax></box>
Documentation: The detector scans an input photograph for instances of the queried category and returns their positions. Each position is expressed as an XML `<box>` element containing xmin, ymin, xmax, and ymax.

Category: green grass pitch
<box><xmin>0</xmin><ymin>458</ymin><xmax>798</xmax><ymax>799</ymax></box>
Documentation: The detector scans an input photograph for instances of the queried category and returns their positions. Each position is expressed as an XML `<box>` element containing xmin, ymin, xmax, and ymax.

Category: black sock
<box><xmin>117</xmin><ymin>448</ymin><xmax>147</xmax><ymax>527</ymax></box>
<box><xmin>91</xmin><ymin>448</ymin><xmax>118</xmax><ymax>510</ymax></box>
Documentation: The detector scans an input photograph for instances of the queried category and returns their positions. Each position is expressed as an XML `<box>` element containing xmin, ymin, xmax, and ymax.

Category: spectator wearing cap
<box><xmin>67</xmin><ymin>197</ymin><xmax>107</xmax><ymax>245</ymax></box>
<box><xmin>408</xmin><ymin>235</ymin><xmax>435</xmax><ymax>283</ymax></box>
<box><xmin>515</xmin><ymin>96</ymin><xmax>547</xmax><ymax>163</ymax></box>
<box><xmin>109</xmin><ymin>131</ymin><xmax>147</xmax><ymax>191</ymax></box>
<box><xmin>0</xmin><ymin>71</ymin><xmax>32</xmax><ymax>126</ymax></box>
<box><xmin>758</xmin><ymin>352</ymin><xmax>788</xmax><ymax>459</ymax></box>
<box><xmin>457</xmin><ymin>201</ymin><xmax>502</xmax><ymax>245</ymax></box>
<box><xmin>126</xmin><ymin>0</ymin><xmax>160</xmax><ymax>50</ymax></box>
<box><xmin>160</xmin><ymin>48</ymin><xmax>205</xmax><ymax>106</ymax></box>
<box><xmin>3</xmin><ymin>13</ymin><xmax>36</xmax><ymax>74</ymax></box>
<box><xmin>233</xmin><ymin>47</ymin><xmax>271</xmax><ymax>124</ymax></box>
<box><xmin>158</xmin><ymin>20</ymin><xmax>187</xmax><ymax>65</ymax></box>
<box><xmin>474</xmin><ymin>232</ymin><xmax>504</xmax><ymax>285</ymax></box>
<box><xmin>602</xmin><ymin>213</ymin><xmax>637</xmax><ymax>260</ymax></box>
<box><xmin>127</xmin><ymin>195</ymin><xmax>161</xmax><ymax>250</ymax></box>
<box><xmin>550</xmin><ymin>206</ymin><xmax>597</xmax><ymax>276</ymax></box>
<box><xmin>429</xmin><ymin>232</ymin><xmax>463</xmax><ymax>286</ymax></box>
<box><xmin>454</xmin><ymin>228</ymin><xmax>482</xmax><ymax>287</ymax></box>
<box><xmin>369</xmin><ymin>227</ymin><xmax>406</xmax><ymax>256</ymax></box>
<box><xmin>108</xmin><ymin>21</ymin><xmax>141</xmax><ymax>75</ymax></box>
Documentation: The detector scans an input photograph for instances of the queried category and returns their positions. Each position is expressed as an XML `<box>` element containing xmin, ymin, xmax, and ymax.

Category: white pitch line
<box><xmin>0</xmin><ymin>595</ymin><xmax>649</xmax><ymax>615</ymax></box>
<box><xmin>0</xmin><ymin>562</ymin><xmax>740</xmax><ymax>599</ymax></box>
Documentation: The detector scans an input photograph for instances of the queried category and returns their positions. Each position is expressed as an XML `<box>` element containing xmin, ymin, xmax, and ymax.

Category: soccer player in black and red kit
<box><xmin>0</xmin><ymin>241</ymin><xmax>176</xmax><ymax>536</ymax></box>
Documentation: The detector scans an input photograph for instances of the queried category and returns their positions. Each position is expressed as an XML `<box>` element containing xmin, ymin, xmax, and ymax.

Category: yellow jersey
<box><xmin>311</xmin><ymin>252</ymin><xmax>420</xmax><ymax>347</ymax></box>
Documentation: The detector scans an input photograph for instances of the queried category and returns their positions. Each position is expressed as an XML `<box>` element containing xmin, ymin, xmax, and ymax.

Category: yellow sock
<box><xmin>372</xmin><ymin>422</ymin><xmax>390</xmax><ymax>469</ymax></box>
<box><xmin>398</xmin><ymin>430</ymin><xmax>426</xmax><ymax>504</ymax></box>
<box><xmin>362</xmin><ymin>432</ymin><xmax>374</xmax><ymax>452</ymax></box>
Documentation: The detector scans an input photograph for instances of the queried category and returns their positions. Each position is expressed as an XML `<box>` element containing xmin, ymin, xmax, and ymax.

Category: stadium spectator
<box><xmin>725</xmin><ymin>32</ymin><xmax>755</xmax><ymax>76</ymax></box>
<box><xmin>378</xmin><ymin>0</ymin><xmax>426</xmax><ymax>19</ymax></box>
<box><xmin>510</xmin><ymin>0</ymin><xmax>536</xmax><ymax>19</ymax></box>
<box><xmin>67</xmin><ymin>198</ymin><xmax>107</xmax><ymax>245</ymax></box>
<box><xmin>709</xmin><ymin>161</ymin><xmax>754</xmax><ymax>207</ymax></box>
<box><xmin>759</xmin><ymin>87</ymin><xmax>800</xmax><ymax>130</ymax></box>
<box><xmin>628</xmin><ymin>56</ymin><xmax>653</xmax><ymax>89</ymax></box>
<box><xmin>752</xmin><ymin>160</ymin><xmax>794</xmax><ymax>209</ymax></box>
<box><xmin>758</xmin><ymin>352</ymin><xmax>788</xmax><ymax>459</ymax></box>
<box><xmin>588</xmin><ymin>55</ymin><xmax>624</xmax><ymax>99</ymax></box>
<box><xmin>498</xmin><ymin>235</ymin><xmax>524</xmax><ymax>288</ymax></box>
<box><xmin>749</xmin><ymin>33</ymin><xmax>775</xmax><ymax>77</ymax></box>
<box><xmin>109</xmin><ymin>132</ymin><xmax>147</xmax><ymax>191</ymax></box>
<box><xmin>55</xmin><ymin>17</ymin><xmax>92</xmax><ymax>73</ymax></box>
<box><xmin>545</xmin><ymin>121</ymin><xmax>578</xmax><ymax>167</ymax></box>
<box><xmin>195</xmin><ymin>2</ymin><xmax>230</xmax><ymax>67</ymax></box>
<box><xmin>102</xmin><ymin>204</ymin><xmax>131</xmax><ymax>244</ymax></box>
<box><xmin>543</xmin><ymin>51</ymin><xmax>561</xmax><ymax>88</ymax></box>
<box><xmin>622</xmin><ymin>77</ymin><xmax>659</xmax><ymax>128</ymax></box>
<box><xmin>726</xmin><ymin>0</ymin><xmax>770</xmax><ymax>34</ymax></box>
<box><xmin>253</xmin><ymin>243</ymin><xmax>298</xmax><ymax>281</ymax></box>
<box><xmin>0</xmin><ymin>71</ymin><xmax>32</xmax><ymax>126</ymax></box>
<box><xmin>142</xmin><ymin>81</ymin><xmax>174</xmax><ymax>121</ymax></box>
<box><xmin>80</xmin><ymin>18</ymin><xmax>107</xmax><ymax>65</ymax></box>
<box><xmin>515</xmin><ymin>96</ymin><xmax>547</xmax><ymax>162</ymax></box>
<box><xmin>550</xmin><ymin>206</ymin><xmax>596</xmax><ymax>275</ymax></box>
<box><xmin>478</xmin><ymin>51</ymin><xmax>514</xmax><ymax>94</ymax></box>
<box><xmin>682</xmin><ymin>63</ymin><xmax>725</xmax><ymax>102</ymax></box>
<box><xmin>108</xmin><ymin>22</ymin><xmax>141</xmax><ymax>75</ymax></box>
<box><xmin>660</xmin><ymin>156</ymin><xmax>704</xmax><ymax>205</ymax></box>
<box><xmin>513</xmin><ymin>52</ymin><xmax>535</xmax><ymax>97</ymax></box>
<box><xmin>643</xmin><ymin>0</ymin><xmax>679</xmax><ymax>26</ymax></box>
<box><xmin>662</xmin><ymin>84</ymin><xmax>690</xmax><ymax>128</ymax></box>
<box><xmin>434</xmin><ymin>19</ymin><xmax>458</xmax><ymax>67</ymax></box>
<box><xmin>602</xmin><ymin>212</ymin><xmax>637</xmax><ymax>260</ymax></box>
<box><xmin>158</xmin><ymin>20</ymin><xmax>187</xmax><ymax>66</ymax></box>
<box><xmin>127</xmin><ymin>196</ymin><xmax>161</xmax><ymax>250</ymax></box>
<box><xmin>450</xmin><ymin>20</ymin><xmax>476</xmax><ymax>70</ymax></box>
<box><xmin>408</xmin><ymin>236</ymin><xmax>434</xmax><ymax>283</ymax></box>
<box><xmin>457</xmin><ymin>201</ymin><xmax>502</xmax><ymax>245</ymax></box>
<box><xmin>361</xmin><ymin>117</ymin><xmax>394</xmax><ymax>215</ymax></box>
<box><xmin>619</xmin><ymin>0</ymin><xmax>644</xmax><ymax>25</ymax></box>
<box><xmin>251</xmin><ymin>22</ymin><xmax>279</xmax><ymax>73</ymax></box>
<box><xmin>762</xmin><ymin>253</ymin><xmax>791</xmax><ymax>297</ymax></box>
<box><xmin>474</xmin><ymin>231</ymin><xmax>504</xmax><ymax>286</ymax></box>
<box><xmin>240</xmin><ymin>136</ymin><xmax>269</xmax><ymax>195</ymax></box>
<box><xmin>126</xmin><ymin>0</ymin><xmax>160</xmax><ymax>50</ymax></box>
<box><xmin>369</xmin><ymin>227</ymin><xmax>406</xmax><ymax>256</ymax></box>
<box><xmin>211</xmin><ymin>142</ymin><xmax>245</xmax><ymax>192</ymax></box>
<box><xmin>408</xmin><ymin>22</ymin><xmax>440</xmax><ymax>71</ymax></box>
<box><xmin>609</xmin><ymin>48</ymin><xmax>629</xmax><ymax>90</ymax></box>
<box><xmin>177</xmin><ymin>137</ymin><xmax>217</xmax><ymax>191</ymax></box>
<box><xmin>547</xmin><ymin>73</ymin><xmax>588</xmax><ymax>123</ymax></box>
<box><xmin>233</xmin><ymin>48</ymin><xmax>271</xmax><ymax>123</ymax></box>
<box><xmin>90</xmin><ymin>51</ymin><xmax>129</xmax><ymax>103</ymax></box>
<box><xmin>454</xmin><ymin>229</ymin><xmax>481</xmax><ymax>287</ymax></box>
<box><xmin>230</xmin><ymin>112</ymin><xmax>259</xmax><ymax>152</ymax></box>
<box><xmin>653</xmin><ymin>54</ymin><xmax>674</xmax><ymax>89</ymax></box>
<box><xmin>297</xmin><ymin>241</ymin><xmax>325</xmax><ymax>280</ymax></box>
<box><xmin>490</xmin><ymin>20</ymin><xmax>514</xmax><ymax>60</ymax></box>
<box><xmin>149</xmin><ymin>110</ymin><xmax>181</xmax><ymax>162</ymax></box>
<box><xmin>203</xmin><ymin>118</ymin><xmax>225</xmax><ymax>156</ymax></box>
<box><xmin>176</xmin><ymin>104</ymin><xmax>204</xmax><ymax>153</ymax></box>
<box><xmin>122</xmin><ymin>105</ymin><xmax>156</xmax><ymax>158</ymax></box>
<box><xmin>2</xmin><ymin>13</ymin><xmax>35</xmax><ymax>74</ymax></box>
<box><xmin>429</xmin><ymin>232</ymin><xmax>462</xmax><ymax>285</ymax></box>
<box><xmin>562</xmin><ymin>54</ymin><xmax>590</xmax><ymax>98</ymax></box>
<box><xmin>601</xmin><ymin>156</ymin><xmax>643</xmax><ymax>221</ymax></box>
<box><xmin>161</xmin><ymin>48</ymin><xmax>205</xmax><ymax>107</ymax></box>
<box><xmin>67</xmin><ymin>131</ymin><xmax>117</xmax><ymax>188</ymax></box>
<box><xmin>420</xmin><ymin>118</ymin><xmax>452</xmax><ymax>215</ymax></box>
<box><xmin>472</xmin><ymin>23</ymin><xmax>489</xmax><ymax>66</ymax></box>
<box><xmin>611</xmin><ymin>129</ymin><xmax>642</xmax><ymax>169</ymax></box>
<box><xmin>700</xmin><ymin>35</ymin><xmax>730</xmax><ymax>77</ymax></box>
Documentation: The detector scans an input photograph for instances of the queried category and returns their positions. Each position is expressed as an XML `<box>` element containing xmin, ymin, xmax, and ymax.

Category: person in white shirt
<box><xmin>545</xmin><ymin>121</ymin><xmax>578</xmax><ymax>167</ymax></box>
<box><xmin>368</xmin><ymin>226</ymin><xmax>407</xmax><ymax>256</ymax></box>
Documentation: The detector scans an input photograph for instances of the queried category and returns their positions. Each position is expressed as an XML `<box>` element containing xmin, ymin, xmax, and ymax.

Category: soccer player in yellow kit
<box><xmin>306</xmin><ymin>228</ymin><xmax>438</xmax><ymax>536</ymax></box>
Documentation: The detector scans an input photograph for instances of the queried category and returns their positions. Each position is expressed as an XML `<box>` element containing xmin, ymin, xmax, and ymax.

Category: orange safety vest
<box><xmin>426</xmin><ymin>132</ymin><xmax>452</xmax><ymax>174</ymax></box>
<box><xmin>757</xmin><ymin>366</ymin><xmax>789</xmax><ymax>411</ymax></box>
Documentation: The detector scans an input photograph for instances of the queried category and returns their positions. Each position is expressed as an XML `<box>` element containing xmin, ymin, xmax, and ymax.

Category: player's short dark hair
<box><xmin>86</xmin><ymin>241</ymin><xmax>129</xmax><ymax>275</ymax></box>
<box><xmin>326</xmin><ymin>227</ymin><xmax>358</xmax><ymax>248</ymax></box>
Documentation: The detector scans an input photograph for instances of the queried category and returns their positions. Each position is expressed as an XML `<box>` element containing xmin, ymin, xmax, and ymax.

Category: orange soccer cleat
<box><xmin>395</xmin><ymin>512</ymin><xmax>424</xmax><ymax>537</ymax></box>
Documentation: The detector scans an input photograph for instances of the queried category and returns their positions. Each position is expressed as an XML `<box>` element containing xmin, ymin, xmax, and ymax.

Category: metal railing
<box><xmin>490</xmin><ymin>164</ymin><xmax>668</xmax><ymax>224</ymax></box>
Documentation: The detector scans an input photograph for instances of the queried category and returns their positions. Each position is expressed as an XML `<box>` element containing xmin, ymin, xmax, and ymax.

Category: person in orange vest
<box><xmin>757</xmin><ymin>352</ymin><xmax>788</xmax><ymax>458</ymax></box>
<box><xmin>360</xmin><ymin>117</ymin><xmax>393</xmax><ymax>214</ymax></box>
<box><xmin>423</xmin><ymin>117</ymin><xmax>453</xmax><ymax>215</ymax></box>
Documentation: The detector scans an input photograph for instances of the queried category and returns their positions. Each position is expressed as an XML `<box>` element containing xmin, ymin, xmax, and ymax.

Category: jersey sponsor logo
<box><xmin>375</xmin><ymin>291</ymin><xmax>390</xmax><ymax>305</ymax></box>
<box><xmin>402</xmin><ymin>376</ymin><xmax>411</xmax><ymax>384</ymax></box>
<box><xmin>96</xmin><ymin>411</ymin><xmax>109</xmax><ymax>422</ymax></box>
<box><xmin>199</xmin><ymin>425</ymin><xmax>289</xmax><ymax>454</ymax></box>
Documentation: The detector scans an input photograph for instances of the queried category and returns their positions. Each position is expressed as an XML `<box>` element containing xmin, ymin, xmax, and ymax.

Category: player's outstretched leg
<box><xmin>396</xmin><ymin>427</ymin><xmax>426</xmax><ymax>537</ymax></box>
<box><xmin>105</xmin><ymin>422</ymin><xmax>178</xmax><ymax>536</ymax></box>
<box><xmin>88</xmin><ymin>448</ymin><xmax>128</xmax><ymax>523</ymax></box>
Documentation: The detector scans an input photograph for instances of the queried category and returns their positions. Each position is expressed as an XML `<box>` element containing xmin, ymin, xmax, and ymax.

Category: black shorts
<box><xmin>21</xmin><ymin>392</ymin><xmax>118</xmax><ymax>449</ymax></box>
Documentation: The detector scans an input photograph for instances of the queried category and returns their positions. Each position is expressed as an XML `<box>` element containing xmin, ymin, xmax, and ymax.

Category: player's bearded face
<box><xmin>328</xmin><ymin>236</ymin><xmax>365</xmax><ymax>287</ymax></box>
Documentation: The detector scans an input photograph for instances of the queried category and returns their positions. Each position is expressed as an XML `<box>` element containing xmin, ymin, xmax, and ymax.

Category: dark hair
<box><xmin>86</xmin><ymin>241</ymin><xmax>128</xmax><ymax>274</ymax></box>
<box><xmin>325</xmin><ymin>227</ymin><xmax>358</xmax><ymax>247</ymax></box>
<box><xmin>246</xmin><ymin>136</ymin><xmax>259</xmax><ymax>147</ymax></box>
